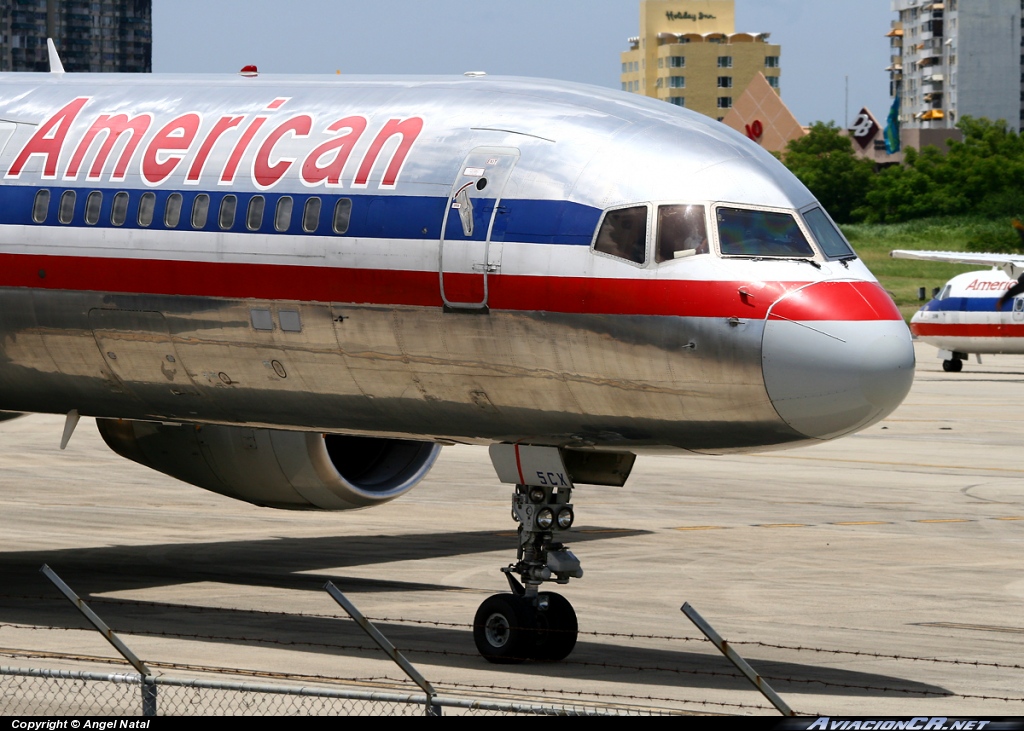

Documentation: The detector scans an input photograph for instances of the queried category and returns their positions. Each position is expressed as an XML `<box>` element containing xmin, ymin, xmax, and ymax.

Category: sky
<box><xmin>152</xmin><ymin>0</ymin><xmax>895</xmax><ymax>127</ymax></box>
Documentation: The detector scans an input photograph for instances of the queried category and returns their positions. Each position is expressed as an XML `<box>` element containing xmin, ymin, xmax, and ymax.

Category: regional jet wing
<box><xmin>891</xmin><ymin>250</ymin><xmax>1024</xmax><ymax>279</ymax></box>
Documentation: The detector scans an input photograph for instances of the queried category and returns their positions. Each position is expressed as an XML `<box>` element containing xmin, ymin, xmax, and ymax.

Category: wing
<box><xmin>890</xmin><ymin>250</ymin><xmax>1024</xmax><ymax>279</ymax></box>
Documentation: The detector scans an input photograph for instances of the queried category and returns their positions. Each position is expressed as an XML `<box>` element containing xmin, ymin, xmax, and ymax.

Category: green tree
<box><xmin>780</xmin><ymin>122</ymin><xmax>876</xmax><ymax>223</ymax></box>
<box><xmin>858</xmin><ymin>117</ymin><xmax>1024</xmax><ymax>223</ymax></box>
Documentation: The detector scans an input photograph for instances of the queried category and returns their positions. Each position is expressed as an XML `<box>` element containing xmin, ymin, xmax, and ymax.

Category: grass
<box><xmin>840</xmin><ymin>216</ymin><xmax>1012</xmax><ymax>322</ymax></box>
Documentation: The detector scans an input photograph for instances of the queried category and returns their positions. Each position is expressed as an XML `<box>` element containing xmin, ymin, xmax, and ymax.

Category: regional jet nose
<box><xmin>761</xmin><ymin>280</ymin><xmax>915</xmax><ymax>440</ymax></box>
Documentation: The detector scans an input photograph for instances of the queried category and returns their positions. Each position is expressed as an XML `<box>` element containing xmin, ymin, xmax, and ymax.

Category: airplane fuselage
<box><xmin>912</xmin><ymin>269</ymin><xmax>1024</xmax><ymax>355</ymax></box>
<box><xmin>0</xmin><ymin>73</ymin><xmax>914</xmax><ymax>455</ymax></box>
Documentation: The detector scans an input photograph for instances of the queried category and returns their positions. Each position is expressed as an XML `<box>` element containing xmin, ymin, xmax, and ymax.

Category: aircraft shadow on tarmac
<box><xmin>0</xmin><ymin>531</ymin><xmax>950</xmax><ymax>701</ymax></box>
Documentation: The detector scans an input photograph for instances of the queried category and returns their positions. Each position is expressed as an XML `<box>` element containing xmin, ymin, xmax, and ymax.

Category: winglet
<box><xmin>47</xmin><ymin>39</ymin><xmax>65</xmax><ymax>75</ymax></box>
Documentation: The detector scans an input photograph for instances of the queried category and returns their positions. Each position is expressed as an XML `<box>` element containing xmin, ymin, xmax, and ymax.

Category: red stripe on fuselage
<box><xmin>0</xmin><ymin>252</ymin><xmax>898</xmax><ymax>320</ymax></box>
<box><xmin>769</xmin><ymin>280</ymin><xmax>902</xmax><ymax>322</ymax></box>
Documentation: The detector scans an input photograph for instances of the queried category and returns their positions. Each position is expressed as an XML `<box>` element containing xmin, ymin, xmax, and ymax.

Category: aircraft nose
<box><xmin>762</xmin><ymin>280</ymin><xmax>915</xmax><ymax>440</ymax></box>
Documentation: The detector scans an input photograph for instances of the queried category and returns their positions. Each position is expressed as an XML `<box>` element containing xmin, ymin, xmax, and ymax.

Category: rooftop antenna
<box><xmin>845</xmin><ymin>75</ymin><xmax>849</xmax><ymax>127</ymax></box>
<box><xmin>46</xmin><ymin>38</ymin><xmax>65</xmax><ymax>75</ymax></box>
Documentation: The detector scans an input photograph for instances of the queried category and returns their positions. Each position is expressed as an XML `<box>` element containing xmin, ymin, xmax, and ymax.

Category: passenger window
<box><xmin>247</xmin><ymin>196</ymin><xmax>265</xmax><ymax>231</ymax></box>
<box><xmin>32</xmin><ymin>190</ymin><xmax>50</xmax><ymax>223</ymax></box>
<box><xmin>58</xmin><ymin>191</ymin><xmax>76</xmax><ymax>224</ymax></box>
<box><xmin>164</xmin><ymin>193</ymin><xmax>182</xmax><ymax>228</ymax></box>
<box><xmin>84</xmin><ymin>191</ymin><xmax>102</xmax><ymax>225</ymax></box>
<box><xmin>333</xmin><ymin>198</ymin><xmax>352</xmax><ymax>234</ymax></box>
<box><xmin>594</xmin><ymin>206</ymin><xmax>649</xmax><ymax>265</ymax></box>
<box><xmin>111</xmin><ymin>192</ymin><xmax>129</xmax><ymax>226</ymax></box>
<box><xmin>656</xmin><ymin>205</ymin><xmax>707</xmax><ymax>262</ymax></box>
<box><xmin>717</xmin><ymin>207</ymin><xmax>815</xmax><ymax>258</ymax></box>
<box><xmin>138</xmin><ymin>192</ymin><xmax>156</xmax><ymax>227</ymax></box>
<box><xmin>802</xmin><ymin>207</ymin><xmax>854</xmax><ymax>258</ymax></box>
<box><xmin>275</xmin><ymin>197</ymin><xmax>293</xmax><ymax>232</ymax></box>
<box><xmin>219</xmin><ymin>195</ymin><xmax>237</xmax><ymax>230</ymax></box>
<box><xmin>303</xmin><ymin>197</ymin><xmax>321</xmax><ymax>233</ymax></box>
<box><xmin>192</xmin><ymin>194</ymin><xmax>210</xmax><ymax>228</ymax></box>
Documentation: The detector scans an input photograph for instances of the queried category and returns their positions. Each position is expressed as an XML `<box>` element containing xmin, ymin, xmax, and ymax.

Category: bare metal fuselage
<box><xmin>0</xmin><ymin>73</ymin><xmax>914</xmax><ymax>454</ymax></box>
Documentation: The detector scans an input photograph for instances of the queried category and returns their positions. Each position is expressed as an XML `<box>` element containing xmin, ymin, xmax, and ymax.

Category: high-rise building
<box><xmin>619</xmin><ymin>0</ymin><xmax>782</xmax><ymax>121</ymax></box>
<box><xmin>0</xmin><ymin>0</ymin><xmax>151</xmax><ymax>74</ymax></box>
<box><xmin>888</xmin><ymin>0</ymin><xmax>1022</xmax><ymax>132</ymax></box>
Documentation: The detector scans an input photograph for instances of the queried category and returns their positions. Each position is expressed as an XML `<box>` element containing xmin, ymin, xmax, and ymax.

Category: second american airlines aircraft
<box><xmin>0</xmin><ymin>50</ymin><xmax>915</xmax><ymax>663</ymax></box>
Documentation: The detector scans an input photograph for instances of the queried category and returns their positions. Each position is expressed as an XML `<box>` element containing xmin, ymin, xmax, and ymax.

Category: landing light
<box><xmin>537</xmin><ymin>508</ymin><xmax>554</xmax><ymax>530</ymax></box>
<box><xmin>557</xmin><ymin>509</ymin><xmax>574</xmax><ymax>529</ymax></box>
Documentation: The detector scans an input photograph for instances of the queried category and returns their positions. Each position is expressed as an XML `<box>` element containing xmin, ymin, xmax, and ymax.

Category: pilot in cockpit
<box><xmin>656</xmin><ymin>204</ymin><xmax>707</xmax><ymax>262</ymax></box>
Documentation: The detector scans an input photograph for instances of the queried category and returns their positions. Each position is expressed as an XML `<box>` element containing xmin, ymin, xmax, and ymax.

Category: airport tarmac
<box><xmin>0</xmin><ymin>339</ymin><xmax>1023</xmax><ymax>716</ymax></box>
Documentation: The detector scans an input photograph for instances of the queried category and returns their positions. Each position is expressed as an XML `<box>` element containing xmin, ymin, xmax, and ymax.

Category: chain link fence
<box><xmin>0</xmin><ymin>667</ymin><xmax>675</xmax><ymax>716</ymax></box>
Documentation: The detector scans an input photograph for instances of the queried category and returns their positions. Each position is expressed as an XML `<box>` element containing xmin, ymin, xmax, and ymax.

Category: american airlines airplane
<box><xmin>0</xmin><ymin>46</ymin><xmax>915</xmax><ymax>664</ymax></box>
<box><xmin>891</xmin><ymin>249</ymin><xmax>1024</xmax><ymax>372</ymax></box>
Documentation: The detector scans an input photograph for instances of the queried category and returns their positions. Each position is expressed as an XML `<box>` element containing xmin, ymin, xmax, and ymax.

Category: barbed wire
<box><xmin>6</xmin><ymin>597</ymin><xmax>1024</xmax><ymax>706</ymax></box>
<box><xmin>0</xmin><ymin>648</ymin><xmax>766</xmax><ymax>713</ymax></box>
<box><xmin>3</xmin><ymin>621</ymin><xmax>1016</xmax><ymax>703</ymax></box>
<box><xmin>435</xmin><ymin>679</ymin><xmax>773</xmax><ymax>712</ymax></box>
<box><xmin>4</xmin><ymin>605</ymin><xmax>1024</xmax><ymax>674</ymax></box>
<box><xmin>0</xmin><ymin>594</ymin><xmax>708</xmax><ymax>642</ymax></box>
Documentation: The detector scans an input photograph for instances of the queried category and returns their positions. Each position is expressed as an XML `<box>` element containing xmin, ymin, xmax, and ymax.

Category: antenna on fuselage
<box><xmin>47</xmin><ymin>39</ymin><xmax>65</xmax><ymax>75</ymax></box>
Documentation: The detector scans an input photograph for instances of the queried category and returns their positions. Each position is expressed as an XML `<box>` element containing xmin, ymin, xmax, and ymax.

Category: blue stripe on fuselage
<box><xmin>0</xmin><ymin>185</ymin><xmax>601</xmax><ymax>246</ymax></box>
<box><xmin>923</xmin><ymin>296</ymin><xmax>1011</xmax><ymax>312</ymax></box>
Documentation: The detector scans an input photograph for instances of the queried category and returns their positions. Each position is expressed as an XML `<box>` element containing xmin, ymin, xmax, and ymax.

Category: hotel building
<box><xmin>620</xmin><ymin>0</ymin><xmax>782</xmax><ymax>120</ymax></box>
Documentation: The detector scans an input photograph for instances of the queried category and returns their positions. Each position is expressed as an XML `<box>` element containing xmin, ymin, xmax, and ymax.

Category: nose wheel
<box><xmin>473</xmin><ymin>482</ymin><xmax>582</xmax><ymax>664</ymax></box>
<box><xmin>473</xmin><ymin>591</ymin><xmax>578</xmax><ymax>663</ymax></box>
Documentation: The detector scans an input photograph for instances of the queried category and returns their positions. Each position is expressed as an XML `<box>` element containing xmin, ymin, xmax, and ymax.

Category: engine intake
<box><xmin>96</xmin><ymin>419</ymin><xmax>441</xmax><ymax>511</ymax></box>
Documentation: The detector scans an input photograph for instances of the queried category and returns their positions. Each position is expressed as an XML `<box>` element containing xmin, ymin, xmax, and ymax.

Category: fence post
<box><xmin>39</xmin><ymin>564</ymin><xmax>158</xmax><ymax>716</ymax></box>
<box><xmin>142</xmin><ymin>677</ymin><xmax>157</xmax><ymax>716</ymax></box>
<box><xmin>324</xmin><ymin>581</ymin><xmax>441</xmax><ymax>716</ymax></box>
<box><xmin>680</xmin><ymin>602</ymin><xmax>794</xmax><ymax>716</ymax></box>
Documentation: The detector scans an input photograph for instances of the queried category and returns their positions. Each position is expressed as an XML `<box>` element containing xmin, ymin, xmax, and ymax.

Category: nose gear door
<box><xmin>439</xmin><ymin>147</ymin><xmax>519</xmax><ymax>310</ymax></box>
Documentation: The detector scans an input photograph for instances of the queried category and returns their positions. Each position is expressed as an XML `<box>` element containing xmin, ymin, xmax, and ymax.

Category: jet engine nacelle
<box><xmin>96</xmin><ymin>419</ymin><xmax>441</xmax><ymax>511</ymax></box>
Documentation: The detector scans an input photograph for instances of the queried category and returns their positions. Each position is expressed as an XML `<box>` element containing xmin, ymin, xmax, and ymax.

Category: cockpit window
<box><xmin>803</xmin><ymin>207</ymin><xmax>855</xmax><ymax>258</ymax></box>
<box><xmin>594</xmin><ymin>206</ymin><xmax>649</xmax><ymax>265</ymax></box>
<box><xmin>717</xmin><ymin>207</ymin><xmax>815</xmax><ymax>258</ymax></box>
<box><xmin>656</xmin><ymin>204</ymin><xmax>708</xmax><ymax>262</ymax></box>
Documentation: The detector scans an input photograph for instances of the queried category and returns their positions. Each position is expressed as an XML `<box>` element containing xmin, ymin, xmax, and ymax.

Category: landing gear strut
<box><xmin>473</xmin><ymin>482</ymin><xmax>582</xmax><ymax>664</ymax></box>
<box><xmin>942</xmin><ymin>350</ymin><xmax>968</xmax><ymax>372</ymax></box>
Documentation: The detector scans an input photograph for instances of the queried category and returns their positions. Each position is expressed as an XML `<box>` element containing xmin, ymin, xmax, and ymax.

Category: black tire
<box><xmin>942</xmin><ymin>358</ymin><xmax>963</xmax><ymax>373</ymax></box>
<box><xmin>473</xmin><ymin>593</ymin><xmax>536</xmax><ymax>664</ymax></box>
<box><xmin>532</xmin><ymin>592</ymin><xmax>578</xmax><ymax>662</ymax></box>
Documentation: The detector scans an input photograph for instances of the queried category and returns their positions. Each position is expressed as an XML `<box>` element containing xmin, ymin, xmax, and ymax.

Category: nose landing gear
<box><xmin>475</xmin><ymin>444</ymin><xmax>635</xmax><ymax>664</ymax></box>
<box><xmin>473</xmin><ymin>482</ymin><xmax>582</xmax><ymax>664</ymax></box>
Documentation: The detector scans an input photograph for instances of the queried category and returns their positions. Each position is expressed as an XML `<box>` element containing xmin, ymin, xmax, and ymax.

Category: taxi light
<box><xmin>537</xmin><ymin>508</ymin><xmax>554</xmax><ymax>529</ymax></box>
<box><xmin>557</xmin><ymin>508</ymin><xmax>574</xmax><ymax>529</ymax></box>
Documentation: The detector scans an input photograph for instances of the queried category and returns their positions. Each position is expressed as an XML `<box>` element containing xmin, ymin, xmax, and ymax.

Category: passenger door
<box><xmin>439</xmin><ymin>147</ymin><xmax>519</xmax><ymax>310</ymax></box>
